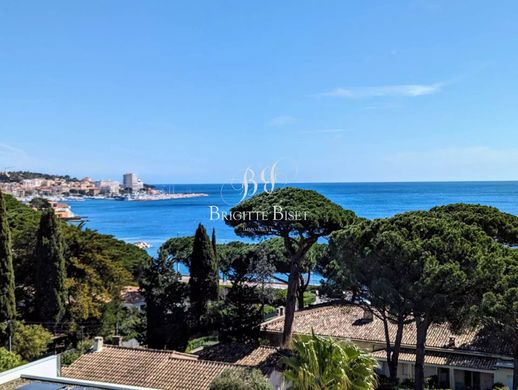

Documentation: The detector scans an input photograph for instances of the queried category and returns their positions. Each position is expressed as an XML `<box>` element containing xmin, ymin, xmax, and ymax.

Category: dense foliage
<box><xmin>328</xmin><ymin>217</ymin><xmax>412</xmax><ymax>384</ymax></box>
<box><xmin>0</xmin><ymin>171</ymin><xmax>77</xmax><ymax>183</ymax></box>
<box><xmin>329</xmin><ymin>211</ymin><xmax>508</xmax><ymax>389</ymax></box>
<box><xmin>140</xmin><ymin>256</ymin><xmax>190</xmax><ymax>350</ymax></box>
<box><xmin>479</xmin><ymin>251</ymin><xmax>518</xmax><ymax>389</ymax></box>
<box><xmin>217</xmin><ymin>241</ymin><xmax>274</xmax><ymax>341</ymax></box>
<box><xmin>34</xmin><ymin>209</ymin><xmax>67</xmax><ymax>327</ymax></box>
<box><xmin>0</xmin><ymin>347</ymin><xmax>23</xmax><ymax>372</ymax></box>
<box><xmin>158</xmin><ymin>236</ymin><xmax>194</xmax><ymax>267</ymax></box>
<box><xmin>283</xmin><ymin>331</ymin><xmax>377</xmax><ymax>390</ymax></box>
<box><xmin>91</xmin><ymin>193</ymin><xmax>518</xmax><ymax>390</ymax></box>
<box><xmin>189</xmin><ymin>224</ymin><xmax>219</xmax><ymax>327</ymax></box>
<box><xmin>226</xmin><ymin>187</ymin><xmax>358</xmax><ymax>347</ymax></box>
<box><xmin>1</xmin><ymin>193</ymin><xmax>150</xmax><ymax>349</ymax></box>
<box><xmin>260</xmin><ymin>238</ymin><xmax>323</xmax><ymax>309</ymax></box>
<box><xmin>11</xmin><ymin>322</ymin><xmax>52</xmax><ymax>361</ymax></box>
<box><xmin>430</xmin><ymin>203</ymin><xmax>518</xmax><ymax>245</ymax></box>
<box><xmin>0</xmin><ymin>191</ymin><xmax>16</xmax><ymax>323</ymax></box>
<box><xmin>60</xmin><ymin>339</ymin><xmax>93</xmax><ymax>366</ymax></box>
<box><xmin>209</xmin><ymin>367</ymin><xmax>273</xmax><ymax>390</ymax></box>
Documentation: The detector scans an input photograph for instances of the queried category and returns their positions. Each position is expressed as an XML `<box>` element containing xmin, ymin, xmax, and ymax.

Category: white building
<box><xmin>21</xmin><ymin>178</ymin><xmax>44</xmax><ymax>189</ymax></box>
<box><xmin>122</xmin><ymin>173</ymin><xmax>144</xmax><ymax>192</ymax></box>
<box><xmin>97</xmin><ymin>180</ymin><xmax>121</xmax><ymax>195</ymax></box>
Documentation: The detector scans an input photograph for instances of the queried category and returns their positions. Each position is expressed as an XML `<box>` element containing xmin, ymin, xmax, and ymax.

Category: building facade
<box><xmin>122</xmin><ymin>173</ymin><xmax>144</xmax><ymax>192</ymax></box>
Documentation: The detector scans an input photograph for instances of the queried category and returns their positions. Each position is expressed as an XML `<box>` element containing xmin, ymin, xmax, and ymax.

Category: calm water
<box><xmin>68</xmin><ymin>182</ymin><xmax>518</xmax><ymax>277</ymax></box>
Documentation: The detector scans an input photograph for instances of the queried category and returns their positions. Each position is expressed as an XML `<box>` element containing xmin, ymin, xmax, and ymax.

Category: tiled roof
<box><xmin>262</xmin><ymin>304</ymin><xmax>511</xmax><ymax>357</ymax></box>
<box><xmin>371</xmin><ymin>349</ymin><xmax>499</xmax><ymax>371</ymax></box>
<box><xmin>61</xmin><ymin>346</ymin><xmax>239</xmax><ymax>390</ymax></box>
<box><xmin>195</xmin><ymin>342</ymin><xmax>283</xmax><ymax>374</ymax></box>
<box><xmin>121</xmin><ymin>286</ymin><xmax>145</xmax><ymax>305</ymax></box>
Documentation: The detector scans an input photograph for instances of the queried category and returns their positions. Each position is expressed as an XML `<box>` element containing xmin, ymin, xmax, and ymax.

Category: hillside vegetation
<box><xmin>4</xmin><ymin>194</ymin><xmax>150</xmax><ymax>331</ymax></box>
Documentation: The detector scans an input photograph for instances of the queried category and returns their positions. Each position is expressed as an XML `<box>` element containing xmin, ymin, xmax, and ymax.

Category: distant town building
<box><xmin>123</xmin><ymin>173</ymin><xmax>144</xmax><ymax>192</ymax></box>
<box><xmin>96</xmin><ymin>180</ymin><xmax>121</xmax><ymax>195</ymax></box>
<box><xmin>50</xmin><ymin>202</ymin><xmax>77</xmax><ymax>220</ymax></box>
<box><xmin>21</xmin><ymin>178</ymin><xmax>45</xmax><ymax>188</ymax></box>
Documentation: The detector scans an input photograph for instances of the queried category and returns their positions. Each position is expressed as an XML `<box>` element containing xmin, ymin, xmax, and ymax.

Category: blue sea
<box><xmin>68</xmin><ymin>182</ymin><xmax>518</xmax><ymax>278</ymax></box>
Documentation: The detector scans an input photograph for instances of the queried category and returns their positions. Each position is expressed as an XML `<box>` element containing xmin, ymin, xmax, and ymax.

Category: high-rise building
<box><xmin>123</xmin><ymin>173</ymin><xmax>144</xmax><ymax>192</ymax></box>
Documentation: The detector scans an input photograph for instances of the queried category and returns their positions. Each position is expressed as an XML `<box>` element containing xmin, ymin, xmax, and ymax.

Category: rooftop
<box><xmin>61</xmin><ymin>346</ymin><xmax>239</xmax><ymax>390</ymax></box>
<box><xmin>262</xmin><ymin>304</ymin><xmax>511</xmax><ymax>357</ymax></box>
<box><xmin>370</xmin><ymin>349</ymin><xmax>499</xmax><ymax>371</ymax></box>
<box><xmin>195</xmin><ymin>342</ymin><xmax>282</xmax><ymax>375</ymax></box>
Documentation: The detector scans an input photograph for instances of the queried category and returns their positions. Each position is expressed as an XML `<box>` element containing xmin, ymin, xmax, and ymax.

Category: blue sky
<box><xmin>1</xmin><ymin>1</ymin><xmax>518</xmax><ymax>183</ymax></box>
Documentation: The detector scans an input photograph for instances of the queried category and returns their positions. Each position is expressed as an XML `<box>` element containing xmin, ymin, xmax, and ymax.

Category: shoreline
<box><xmin>17</xmin><ymin>192</ymin><xmax>209</xmax><ymax>203</ymax></box>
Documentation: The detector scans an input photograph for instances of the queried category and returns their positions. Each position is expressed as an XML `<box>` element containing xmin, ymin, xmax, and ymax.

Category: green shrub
<box><xmin>185</xmin><ymin>336</ymin><xmax>219</xmax><ymax>353</ymax></box>
<box><xmin>271</xmin><ymin>289</ymin><xmax>316</xmax><ymax>307</ymax></box>
<box><xmin>60</xmin><ymin>350</ymin><xmax>81</xmax><ymax>366</ymax></box>
<box><xmin>303</xmin><ymin>291</ymin><xmax>316</xmax><ymax>306</ymax></box>
<box><xmin>283</xmin><ymin>331</ymin><xmax>377</xmax><ymax>390</ymax></box>
<box><xmin>12</xmin><ymin>322</ymin><xmax>52</xmax><ymax>361</ymax></box>
<box><xmin>61</xmin><ymin>340</ymin><xmax>93</xmax><ymax>366</ymax></box>
<box><xmin>209</xmin><ymin>367</ymin><xmax>273</xmax><ymax>390</ymax></box>
<box><xmin>0</xmin><ymin>348</ymin><xmax>24</xmax><ymax>372</ymax></box>
<box><xmin>263</xmin><ymin>305</ymin><xmax>277</xmax><ymax>315</ymax></box>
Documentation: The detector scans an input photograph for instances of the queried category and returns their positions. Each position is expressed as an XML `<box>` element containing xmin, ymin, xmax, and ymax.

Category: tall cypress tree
<box><xmin>140</xmin><ymin>256</ymin><xmax>190</xmax><ymax>350</ymax></box>
<box><xmin>34</xmin><ymin>209</ymin><xmax>66</xmax><ymax>327</ymax></box>
<box><xmin>0</xmin><ymin>191</ymin><xmax>16</xmax><ymax>322</ymax></box>
<box><xmin>211</xmin><ymin>228</ymin><xmax>217</xmax><ymax>260</ymax></box>
<box><xmin>189</xmin><ymin>224</ymin><xmax>218</xmax><ymax>322</ymax></box>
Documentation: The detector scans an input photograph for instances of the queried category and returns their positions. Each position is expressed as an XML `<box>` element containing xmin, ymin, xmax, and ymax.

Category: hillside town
<box><xmin>0</xmin><ymin>171</ymin><xmax>145</xmax><ymax>199</ymax></box>
<box><xmin>0</xmin><ymin>171</ymin><xmax>207</xmax><ymax>202</ymax></box>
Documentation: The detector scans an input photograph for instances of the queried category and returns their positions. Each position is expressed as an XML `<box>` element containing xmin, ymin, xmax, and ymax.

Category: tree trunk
<box><xmin>513</xmin><ymin>340</ymin><xmax>518</xmax><ymax>390</ymax></box>
<box><xmin>381</xmin><ymin>313</ymin><xmax>395</xmax><ymax>382</ymax></box>
<box><xmin>297</xmin><ymin>287</ymin><xmax>305</xmax><ymax>310</ymax></box>
<box><xmin>380</xmin><ymin>312</ymin><xmax>404</xmax><ymax>386</ymax></box>
<box><xmin>414</xmin><ymin>317</ymin><xmax>429</xmax><ymax>390</ymax></box>
<box><xmin>390</xmin><ymin>315</ymin><xmax>405</xmax><ymax>383</ymax></box>
<box><xmin>297</xmin><ymin>271</ymin><xmax>312</xmax><ymax>310</ymax></box>
<box><xmin>281</xmin><ymin>256</ymin><xmax>300</xmax><ymax>348</ymax></box>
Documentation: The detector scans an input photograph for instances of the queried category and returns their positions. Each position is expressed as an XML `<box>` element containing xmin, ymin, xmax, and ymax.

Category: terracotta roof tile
<box><xmin>262</xmin><ymin>304</ymin><xmax>511</xmax><ymax>357</ymax></box>
<box><xmin>371</xmin><ymin>349</ymin><xmax>499</xmax><ymax>371</ymax></box>
<box><xmin>195</xmin><ymin>343</ymin><xmax>283</xmax><ymax>374</ymax></box>
<box><xmin>61</xmin><ymin>346</ymin><xmax>239</xmax><ymax>390</ymax></box>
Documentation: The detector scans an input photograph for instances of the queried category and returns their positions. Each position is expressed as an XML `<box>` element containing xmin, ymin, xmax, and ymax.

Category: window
<box><xmin>464</xmin><ymin>370</ymin><xmax>481</xmax><ymax>390</ymax></box>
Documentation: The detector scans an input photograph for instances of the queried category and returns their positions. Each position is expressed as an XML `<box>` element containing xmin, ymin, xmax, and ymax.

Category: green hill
<box><xmin>0</xmin><ymin>171</ymin><xmax>78</xmax><ymax>183</ymax></box>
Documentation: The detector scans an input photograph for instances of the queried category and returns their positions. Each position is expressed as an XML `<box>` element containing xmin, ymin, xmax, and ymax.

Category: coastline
<box><xmin>16</xmin><ymin>192</ymin><xmax>209</xmax><ymax>203</ymax></box>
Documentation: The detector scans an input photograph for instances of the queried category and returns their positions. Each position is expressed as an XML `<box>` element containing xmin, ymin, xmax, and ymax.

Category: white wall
<box><xmin>0</xmin><ymin>355</ymin><xmax>59</xmax><ymax>385</ymax></box>
<box><xmin>269</xmin><ymin>370</ymin><xmax>289</xmax><ymax>390</ymax></box>
<box><xmin>494</xmin><ymin>368</ymin><xmax>514</xmax><ymax>390</ymax></box>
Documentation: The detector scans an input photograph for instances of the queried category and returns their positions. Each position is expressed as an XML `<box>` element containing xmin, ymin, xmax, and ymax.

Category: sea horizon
<box><xmin>150</xmin><ymin>179</ymin><xmax>518</xmax><ymax>186</ymax></box>
<box><xmin>68</xmin><ymin>181</ymin><xmax>518</xmax><ymax>280</ymax></box>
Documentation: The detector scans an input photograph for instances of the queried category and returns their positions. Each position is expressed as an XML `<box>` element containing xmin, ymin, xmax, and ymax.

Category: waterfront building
<box><xmin>50</xmin><ymin>202</ymin><xmax>76</xmax><ymax>220</ymax></box>
<box><xmin>97</xmin><ymin>180</ymin><xmax>121</xmax><ymax>195</ymax></box>
<box><xmin>123</xmin><ymin>173</ymin><xmax>144</xmax><ymax>192</ymax></box>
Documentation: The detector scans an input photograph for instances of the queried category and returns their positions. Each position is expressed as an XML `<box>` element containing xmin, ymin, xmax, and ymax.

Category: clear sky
<box><xmin>1</xmin><ymin>1</ymin><xmax>518</xmax><ymax>183</ymax></box>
